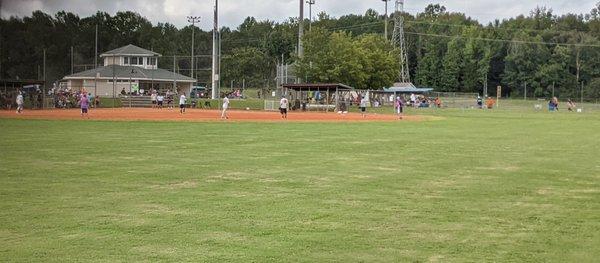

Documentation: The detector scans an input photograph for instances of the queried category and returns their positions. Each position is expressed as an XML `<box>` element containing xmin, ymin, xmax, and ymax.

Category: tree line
<box><xmin>1</xmin><ymin>2</ymin><xmax>600</xmax><ymax>98</ymax></box>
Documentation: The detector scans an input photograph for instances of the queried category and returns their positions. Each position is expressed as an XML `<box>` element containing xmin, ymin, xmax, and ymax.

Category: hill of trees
<box><xmin>1</xmin><ymin>2</ymin><xmax>600</xmax><ymax>98</ymax></box>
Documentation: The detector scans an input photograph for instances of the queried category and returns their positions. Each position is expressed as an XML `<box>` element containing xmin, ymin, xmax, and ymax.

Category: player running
<box><xmin>279</xmin><ymin>96</ymin><xmax>288</xmax><ymax>119</ymax></box>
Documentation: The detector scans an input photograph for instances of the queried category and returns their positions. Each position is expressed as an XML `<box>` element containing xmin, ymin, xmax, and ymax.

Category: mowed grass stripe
<box><xmin>1</xmin><ymin>111</ymin><xmax>599</xmax><ymax>262</ymax></box>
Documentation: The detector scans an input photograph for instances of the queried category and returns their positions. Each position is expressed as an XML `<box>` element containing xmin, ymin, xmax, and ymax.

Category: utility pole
<box><xmin>382</xmin><ymin>0</ymin><xmax>390</xmax><ymax>40</ymax></box>
<box><xmin>95</xmin><ymin>72</ymin><xmax>98</xmax><ymax>98</ymax></box>
<box><xmin>43</xmin><ymin>49</ymin><xmax>46</xmax><ymax>109</ymax></box>
<box><xmin>129</xmin><ymin>69</ymin><xmax>136</xmax><ymax>108</ymax></box>
<box><xmin>219</xmin><ymin>25</ymin><xmax>222</xmax><ymax>95</ymax></box>
<box><xmin>71</xmin><ymin>46</ymin><xmax>74</xmax><ymax>74</ymax></box>
<box><xmin>524</xmin><ymin>82</ymin><xmax>527</xmax><ymax>100</ymax></box>
<box><xmin>95</xmin><ymin>24</ymin><xmax>98</xmax><ymax>68</ymax></box>
<box><xmin>306</xmin><ymin>0</ymin><xmax>315</xmax><ymax>32</ymax></box>
<box><xmin>281</xmin><ymin>53</ymin><xmax>285</xmax><ymax>86</ymax></box>
<box><xmin>581</xmin><ymin>82</ymin><xmax>584</xmax><ymax>104</ymax></box>
<box><xmin>552</xmin><ymin>81</ymin><xmax>555</xmax><ymax>98</ymax></box>
<box><xmin>0</xmin><ymin>26</ymin><xmax>2</xmax><ymax>79</ymax></box>
<box><xmin>391</xmin><ymin>0</ymin><xmax>411</xmax><ymax>85</ymax></box>
<box><xmin>298</xmin><ymin>0</ymin><xmax>304</xmax><ymax>59</ymax></box>
<box><xmin>211</xmin><ymin>0</ymin><xmax>219</xmax><ymax>99</ymax></box>
<box><xmin>112</xmin><ymin>54</ymin><xmax>116</xmax><ymax>108</ymax></box>
<box><xmin>173</xmin><ymin>55</ymin><xmax>177</xmax><ymax>92</ymax></box>
<box><xmin>187</xmin><ymin>16</ymin><xmax>201</xmax><ymax>80</ymax></box>
<box><xmin>483</xmin><ymin>72</ymin><xmax>488</xmax><ymax>97</ymax></box>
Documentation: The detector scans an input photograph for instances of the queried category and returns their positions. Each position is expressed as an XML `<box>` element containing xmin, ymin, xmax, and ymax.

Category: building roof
<box><xmin>381</xmin><ymin>86</ymin><xmax>433</xmax><ymax>94</ymax></box>
<box><xmin>392</xmin><ymin>82</ymin><xmax>417</xmax><ymax>88</ymax></box>
<box><xmin>0</xmin><ymin>79</ymin><xmax>45</xmax><ymax>86</ymax></box>
<box><xmin>100</xmin><ymin>44</ymin><xmax>161</xmax><ymax>57</ymax></box>
<box><xmin>282</xmin><ymin>83</ymin><xmax>354</xmax><ymax>90</ymax></box>
<box><xmin>63</xmin><ymin>65</ymin><xmax>195</xmax><ymax>83</ymax></box>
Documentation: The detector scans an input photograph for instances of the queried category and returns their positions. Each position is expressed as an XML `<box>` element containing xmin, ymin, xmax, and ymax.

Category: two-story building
<box><xmin>63</xmin><ymin>44</ymin><xmax>196</xmax><ymax>97</ymax></box>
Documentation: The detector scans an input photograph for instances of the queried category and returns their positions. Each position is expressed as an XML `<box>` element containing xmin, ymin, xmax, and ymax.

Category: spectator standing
<box><xmin>166</xmin><ymin>90</ymin><xmax>174</xmax><ymax>109</ymax></box>
<box><xmin>94</xmin><ymin>95</ymin><xmax>101</xmax><ymax>108</ymax></box>
<box><xmin>485</xmin><ymin>97</ymin><xmax>495</xmax><ymax>109</ymax></box>
<box><xmin>151</xmin><ymin>92</ymin><xmax>158</xmax><ymax>109</ymax></box>
<box><xmin>410</xmin><ymin>93</ymin><xmax>417</xmax><ymax>107</ymax></box>
<box><xmin>567</xmin><ymin>99</ymin><xmax>576</xmax><ymax>112</ymax></box>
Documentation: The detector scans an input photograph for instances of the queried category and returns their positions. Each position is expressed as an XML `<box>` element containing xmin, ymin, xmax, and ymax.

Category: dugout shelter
<box><xmin>281</xmin><ymin>83</ymin><xmax>353</xmax><ymax>112</ymax></box>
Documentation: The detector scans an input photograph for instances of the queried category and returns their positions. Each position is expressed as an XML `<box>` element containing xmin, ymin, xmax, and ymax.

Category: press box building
<box><xmin>63</xmin><ymin>44</ymin><xmax>196</xmax><ymax>97</ymax></box>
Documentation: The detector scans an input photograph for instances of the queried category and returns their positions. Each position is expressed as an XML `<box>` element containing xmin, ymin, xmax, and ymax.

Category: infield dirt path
<box><xmin>0</xmin><ymin>108</ymin><xmax>428</xmax><ymax>122</ymax></box>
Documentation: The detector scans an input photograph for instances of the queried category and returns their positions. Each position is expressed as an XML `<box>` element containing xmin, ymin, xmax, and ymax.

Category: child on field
<box><xmin>80</xmin><ymin>93</ymin><xmax>90</xmax><ymax>118</ymax></box>
<box><xmin>179</xmin><ymin>94</ymin><xmax>186</xmax><ymax>114</ymax></box>
<box><xmin>360</xmin><ymin>96</ymin><xmax>368</xmax><ymax>117</ymax></box>
<box><xmin>157</xmin><ymin>94</ymin><xmax>164</xmax><ymax>109</ymax></box>
<box><xmin>394</xmin><ymin>96</ymin><xmax>404</xmax><ymax>120</ymax></box>
<box><xmin>16</xmin><ymin>92</ymin><xmax>24</xmax><ymax>114</ymax></box>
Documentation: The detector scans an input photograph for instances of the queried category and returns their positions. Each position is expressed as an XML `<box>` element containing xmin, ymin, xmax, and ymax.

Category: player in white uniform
<box><xmin>156</xmin><ymin>94</ymin><xmax>164</xmax><ymax>109</ymax></box>
<box><xmin>179</xmin><ymin>94</ymin><xmax>186</xmax><ymax>114</ymax></box>
<box><xmin>16</xmin><ymin>92</ymin><xmax>24</xmax><ymax>114</ymax></box>
<box><xmin>360</xmin><ymin>97</ymin><xmax>368</xmax><ymax>118</ymax></box>
<box><xmin>151</xmin><ymin>92</ymin><xmax>157</xmax><ymax>109</ymax></box>
<box><xmin>279</xmin><ymin>96</ymin><xmax>288</xmax><ymax>119</ymax></box>
<box><xmin>221</xmin><ymin>96</ymin><xmax>230</xmax><ymax>119</ymax></box>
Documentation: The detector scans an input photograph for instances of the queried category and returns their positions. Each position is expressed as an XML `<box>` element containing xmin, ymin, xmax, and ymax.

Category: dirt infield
<box><xmin>0</xmin><ymin>108</ymin><xmax>428</xmax><ymax>122</ymax></box>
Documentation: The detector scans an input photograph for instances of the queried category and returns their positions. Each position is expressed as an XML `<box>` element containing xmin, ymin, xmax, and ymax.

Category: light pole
<box><xmin>211</xmin><ymin>0</ymin><xmax>220</xmax><ymax>99</ymax></box>
<box><xmin>382</xmin><ymin>0</ymin><xmax>390</xmax><ymax>40</ymax></box>
<box><xmin>187</xmin><ymin>16</ymin><xmax>201</xmax><ymax>80</ymax></box>
<box><xmin>306</xmin><ymin>0</ymin><xmax>315</xmax><ymax>32</ymax></box>
<box><xmin>298</xmin><ymin>0</ymin><xmax>304</xmax><ymax>59</ymax></box>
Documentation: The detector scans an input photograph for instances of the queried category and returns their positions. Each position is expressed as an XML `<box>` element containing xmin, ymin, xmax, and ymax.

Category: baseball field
<box><xmin>1</xmin><ymin>107</ymin><xmax>599</xmax><ymax>262</ymax></box>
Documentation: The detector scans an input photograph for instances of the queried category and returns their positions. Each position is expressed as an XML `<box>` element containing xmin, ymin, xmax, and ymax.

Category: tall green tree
<box><xmin>221</xmin><ymin>47</ymin><xmax>271</xmax><ymax>88</ymax></box>
<box><xmin>416</xmin><ymin>38</ymin><xmax>444</xmax><ymax>88</ymax></box>
<box><xmin>296</xmin><ymin>28</ymin><xmax>397</xmax><ymax>89</ymax></box>
<box><xmin>440</xmin><ymin>38</ymin><xmax>463</xmax><ymax>91</ymax></box>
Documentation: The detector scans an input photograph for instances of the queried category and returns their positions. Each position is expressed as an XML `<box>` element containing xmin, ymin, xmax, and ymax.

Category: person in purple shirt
<box><xmin>394</xmin><ymin>96</ymin><xmax>404</xmax><ymax>120</ymax></box>
<box><xmin>80</xmin><ymin>93</ymin><xmax>90</xmax><ymax>118</ymax></box>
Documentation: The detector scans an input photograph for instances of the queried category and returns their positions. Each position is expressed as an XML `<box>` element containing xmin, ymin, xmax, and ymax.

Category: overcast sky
<box><xmin>2</xmin><ymin>0</ymin><xmax>598</xmax><ymax>30</ymax></box>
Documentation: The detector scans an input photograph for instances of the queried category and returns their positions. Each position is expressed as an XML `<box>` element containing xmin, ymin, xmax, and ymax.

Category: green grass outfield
<box><xmin>1</xmin><ymin>109</ymin><xmax>600</xmax><ymax>262</ymax></box>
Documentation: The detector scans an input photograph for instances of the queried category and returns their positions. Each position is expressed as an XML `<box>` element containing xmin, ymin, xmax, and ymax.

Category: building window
<box><xmin>124</xmin><ymin>57</ymin><xmax>129</xmax><ymax>65</ymax></box>
<box><xmin>131</xmin><ymin>57</ymin><xmax>138</xmax><ymax>65</ymax></box>
<box><xmin>149</xmin><ymin>58</ymin><xmax>156</xmax><ymax>66</ymax></box>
